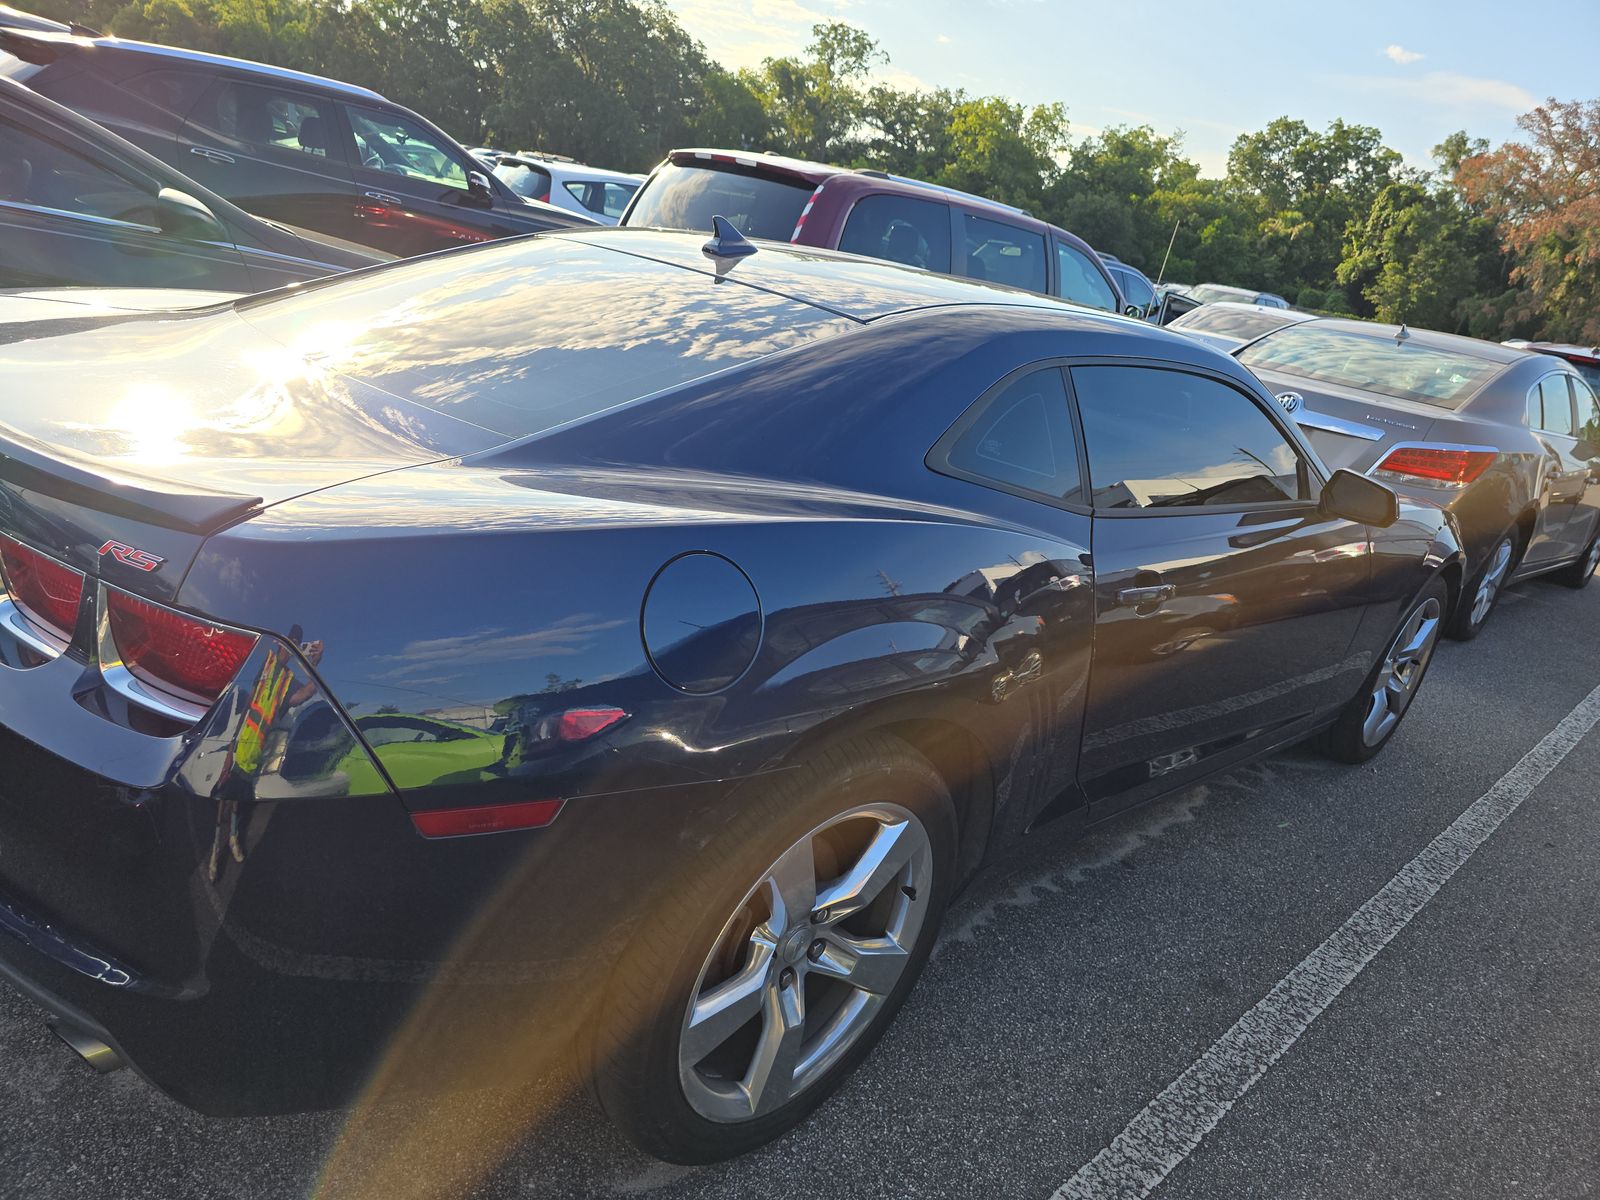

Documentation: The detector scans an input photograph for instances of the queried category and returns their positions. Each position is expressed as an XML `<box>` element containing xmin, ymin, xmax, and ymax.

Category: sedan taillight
<box><xmin>1374</xmin><ymin>446</ymin><xmax>1496</xmax><ymax>486</ymax></box>
<box><xmin>0</xmin><ymin>534</ymin><xmax>85</xmax><ymax>643</ymax></box>
<box><xmin>104</xmin><ymin>588</ymin><xmax>258</xmax><ymax>707</ymax></box>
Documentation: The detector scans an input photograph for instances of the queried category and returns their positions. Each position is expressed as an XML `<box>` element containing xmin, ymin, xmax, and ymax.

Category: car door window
<box><xmin>1073</xmin><ymin>365</ymin><xmax>1308</xmax><ymax>509</ymax></box>
<box><xmin>1535</xmin><ymin>377</ymin><xmax>1576</xmax><ymax>436</ymax></box>
<box><xmin>1120</xmin><ymin>269</ymin><xmax>1155</xmax><ymax>311</ymax></box>
<box><xmin>1573</xmin><ymin>376</ymin><xmax>1600</xmax><ymax>444</ymax></box>
<box><xmin>496</xmin><ymin>160</ymin><xmax>551</xmax><ymax>201</ymax></box>
<box><xmin>1055</xmin><ymin>241</ymin><xmax>1117</xmax><ymax>311</ymax></box>
<box><xmin>839</xmin><ymin>194</ymin><xmax>952</xmax><ymax>274</ymax></box>
<box><xmin>190</xmin><ymin>81</ymin><xmax>340</xmax><ymax>163</ymax></box>
<box><xmin>962</xmin><ymin>213</ymin><xmax>1046</xmax><ymax>293</ymax></box>
<box><xmin>933</xmin><ymin>367</ymin><xmax>1083</xmax><ymax>505</ymax></box>
<box><xmin>0</xmin><ymin>118</ymin><xmax>156</xmax><ymax>225</ymax></box>
<box><xmin>346</xmin><ymin>103</ymin><xmax>468</xmax><ymax>191</ymax></box>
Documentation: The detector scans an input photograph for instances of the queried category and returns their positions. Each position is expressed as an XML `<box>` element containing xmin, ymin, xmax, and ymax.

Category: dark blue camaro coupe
<box><xmin>0</xmin><ymin>227</ymin><xmax>1460</xmax><ymax>1161</ymax></box>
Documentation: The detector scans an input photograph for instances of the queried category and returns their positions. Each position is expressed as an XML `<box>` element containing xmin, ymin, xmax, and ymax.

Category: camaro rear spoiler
<box><xmin>0</xmin><ymin>425</ymin><xmax>261</xmax><ymax>534</ymax></box>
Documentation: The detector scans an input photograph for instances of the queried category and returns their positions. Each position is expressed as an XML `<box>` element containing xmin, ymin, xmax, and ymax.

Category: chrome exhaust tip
<box><xmin>49</xmin><ymin>1021</ymin><xmax>124</xmax><ymax>1073</ymax></box>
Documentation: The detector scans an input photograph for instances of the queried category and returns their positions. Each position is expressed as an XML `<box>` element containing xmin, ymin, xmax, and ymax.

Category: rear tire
<box><xmin>1320</xmin><ymin>576</ymin><xmax>1448</xmax><ymax>764</ymax></box>
<box><xmin>1552</xmin><ymin>534</ymin><xmax>1600</xmax><ymax>590</ymax></box>
<box><xmin>590</xmin><ymin>733</ymin><xmax>956</xmax><ymax>1164</ymax></box>
<box><xmin>1446</xmin><ymin>530</ymin><xmax>1517</xmax><ymax>641</ymax></box>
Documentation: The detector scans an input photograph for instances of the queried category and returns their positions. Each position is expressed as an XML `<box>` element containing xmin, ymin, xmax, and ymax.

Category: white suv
<box><xmin>492</xmin><ymin>153</ymin><xmax>645</xmax><ymax>226</ymax></box>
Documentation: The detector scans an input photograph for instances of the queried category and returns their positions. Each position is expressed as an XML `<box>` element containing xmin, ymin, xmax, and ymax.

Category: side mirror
<box><xmin>467</xmin><ymin>170</ymin><xmax>494</xmax><ymax>206</ymax></box>
<box><xmin>1124</xmin><ymin>303</ymin><xmax>1145</xmax><ymax>319</ymax></box>
<box><xmin>1320</xmin><ymin>468</ymin><xmax>1399</xmax><ymax>528</ymax></box>
<box><xmin>155</xmin><ymin>187</ymin><xmax>225</xmax><ymax>241</ymax></box>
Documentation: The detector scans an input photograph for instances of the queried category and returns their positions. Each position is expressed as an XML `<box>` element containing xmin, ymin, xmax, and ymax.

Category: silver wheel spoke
<box><xmin>1362</xmin><ymin>691</ymin><xmax>1394</xmax><ymax>743</ymax></box>
<box><xmin>809</xmin><ymin>932</ymin><xmax>909</xmax><ymax>996</ymax></box>
<box><xmin>814</xmin><ymin>819</ymin><xmax>916</xmax><ymax>921</ymax></box>
<box><xmin>744</xmin><ymin>974</ymin><xmax>805</xmax><ymax>1116</ymax></box>
<box><xmin>683</xmin><ymin>936</ymin><xmax>775</xmax><ymax>1064</ymax></box>
<box><xmin>1395</xmin><ymin>614</ymin><xmax>1437</xmax><ymax>663</ymax></box>
<box><xmin>766</xmin><ymin>838</ymin><xmax>817</xmax><ymax>931</ymax></box>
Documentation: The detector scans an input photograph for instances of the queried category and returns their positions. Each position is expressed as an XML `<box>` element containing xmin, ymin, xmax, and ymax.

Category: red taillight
<box><xmin>411</xmin><ymin>798</ymin><xmax>565</xmax><ymax>839</ymax></box>
<box><xmin>104</xmin><ymin>589</ymin><xmax>257</xmax><ymax>705</ymax></box>
<box><xmin>554</xmin><ymin>707</ymin><xmax>628</xmax><ymax>741</ymax></box>
<box><xmin>1375</xmin><ymin>446</ymin><xmax>1496</xmax><ymax>485</ymax></box>
<box><xmin>0</xmin><ymin>535</ymin><xmax>84</xmax><ymax>640</ymax></box>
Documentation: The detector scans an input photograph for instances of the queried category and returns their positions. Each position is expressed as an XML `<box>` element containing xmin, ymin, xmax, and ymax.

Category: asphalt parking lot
<box><xmin>4</xmin><ymin>573</ymin><xmax>1598</xmax><ymax>1200</ymax></box>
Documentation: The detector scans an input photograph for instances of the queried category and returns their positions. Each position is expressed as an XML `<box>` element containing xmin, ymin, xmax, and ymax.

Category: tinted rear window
<box><xmin>495</xmin><ymin>160</ymin><xmax>551</xmax><ymax>200</ymax></box>
<box><xmin>625</xmin><ymin>160</ymin><xmax>812</xmax><ymax>241</ymax></box>
<box><xmin>1239</xmin><ymin>325</ymin><xmax>1505</xmax><ymax>409</ymax></box>
<box><xmin>235</xmin><ymin>236</ymin><xmax>853</xmax><ymax>437</ymax></box>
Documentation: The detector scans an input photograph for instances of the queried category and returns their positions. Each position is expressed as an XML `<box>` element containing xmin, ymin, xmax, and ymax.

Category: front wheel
<box><xmin>1320</xmin><ymin>576</ymin><xmax>1448</xmax><ymax>764</ymax></box>
<box><xmin>590</xmin><ymin>734</ymin><xmax>956</xmax><ymax>1164</ymax></box>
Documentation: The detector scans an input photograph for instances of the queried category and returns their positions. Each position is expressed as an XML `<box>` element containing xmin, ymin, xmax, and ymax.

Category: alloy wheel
<box><xmin>1471</xmin><ymin>537</ymin><xmax>1514</xmax><ymax>626</ymax></box>
<box><xmin>1362</xmin><ymin>593</ymin><xmax>1443</xmax><ymax>746</ymax></box>
<box><xmin>678</xmin><ymin>802</ymin><xmax>933</xmax><ymax>1123</ymax></box>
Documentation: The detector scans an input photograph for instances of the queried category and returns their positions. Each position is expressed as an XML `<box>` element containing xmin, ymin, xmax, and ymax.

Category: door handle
<box><xmin>362</xmin><ymin>191</ymin><xmax>402</xmax><ymax>207</ymax></box>
<box><xmin>1117</xmin><ymin>584</ymin><xmax>1175</xmax><ymax>607</ymax></box>
<box><xmin>188</xmin><ymin>146</ymin><xmax>235</xmax><ymax>164</ymax></box>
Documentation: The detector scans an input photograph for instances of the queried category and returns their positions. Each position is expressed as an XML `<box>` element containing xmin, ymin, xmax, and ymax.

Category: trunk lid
<box><xmin>0</xmin><ymin>304</ymin><xmax>504</xmax><ymax>591</ymax></box>
<box><xmin>1252</xmin><ymin>367</ymin><xmax>1440</xmax><ymax>474</ymax></box>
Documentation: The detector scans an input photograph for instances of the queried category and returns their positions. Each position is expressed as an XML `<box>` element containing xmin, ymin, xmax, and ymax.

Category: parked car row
<box><xmin>488</xmin><ymin>150</ymin><xmax>644</xmax><ymax>225</ymax></box>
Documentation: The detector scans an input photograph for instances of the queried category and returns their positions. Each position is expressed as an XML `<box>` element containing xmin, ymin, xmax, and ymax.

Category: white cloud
<box><xmin>1333</xmin><ymin>70</ymin><xmax>1536</xmax><ymax>114</ymax></box>
<box><xmin>1383</xmin><ymin>44</ymin><xmax>1424</xmax><ymax>65</ymax></box>
<box><xmin>936</xmin><ymin>33</ymin><xmax>952</xmax><ymax>44</ymax></box>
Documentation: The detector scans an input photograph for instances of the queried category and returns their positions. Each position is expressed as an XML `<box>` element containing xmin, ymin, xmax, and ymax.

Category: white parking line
<box><xmin>1050</xmin><ymin>681</ymin><xmax>1600</xmax><ymax>1200</ymax></box>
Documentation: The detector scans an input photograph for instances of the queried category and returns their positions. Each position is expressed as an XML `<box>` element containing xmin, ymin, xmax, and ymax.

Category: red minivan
<box><xmin>622</xmin><ymin>148</ymin><xmax>1127</xmax><ymax>314</ymax></box>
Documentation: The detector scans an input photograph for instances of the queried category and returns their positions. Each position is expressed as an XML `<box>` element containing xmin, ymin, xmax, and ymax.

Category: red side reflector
<box><xmin>1376</xmin><ymin>446</ymin><xmax>1496</xmax><ymax>485</ymax></box>
<box><xmin>105</xmin><ymin>589</ymin><xmax>257</xmax><ymax>705</ymax></box>
<box><xmin>556</xmin><ymin>707</ymin><xmax>627</xmax><ymax>741</ymax></box>
<box><xmin>0</xmin><ymin>535</ymin><xmax>84</xmax><ymax>640</ymax></box>
<box><xmin>411</xmin><ymin>798</ymin><xmax>565</xmax><ymax>839</ymax></box>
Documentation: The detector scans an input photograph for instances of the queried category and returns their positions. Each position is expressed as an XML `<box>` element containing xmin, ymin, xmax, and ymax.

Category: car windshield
<box><xmin>1239</xmin><ymin>324</ymin><xmax>1506</xmax><ymax>408</ymax></box>
<box><xmin>1176</xmin><ymin>306</ymin><xmax>1296</xmax><ymax>342</ymax></box>
<box><xmin>624</xmin><ymin>160</ymin><xmax>813</xmax><ymax>240</ymax></box>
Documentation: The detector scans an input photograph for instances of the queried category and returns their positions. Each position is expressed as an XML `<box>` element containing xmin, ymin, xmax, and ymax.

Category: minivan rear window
<box><xmin>1239</xmin><ymin>325</ymin><xmax>1505</xmax><ymax>409</ymax></box>
<box><xmin>625</xmin><ymin>160</ymin><xmax>813</xmax><ymax>241</ymax></box>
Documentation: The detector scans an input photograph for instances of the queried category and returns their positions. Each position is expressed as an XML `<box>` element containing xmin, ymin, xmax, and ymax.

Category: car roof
<box><xmin>662</xmin><ymin>148</ymin><xmax>1033</xmax><ymax>220</ymax></box>
<box><xmin>13</xmin><ymin>28</ymin><xmax>387</xmax><ymax>101</ymax></box>
<box><xmin>500</xmin><ymin>155</ymin><xmax>644</xmax><ymax>184</ymax></box>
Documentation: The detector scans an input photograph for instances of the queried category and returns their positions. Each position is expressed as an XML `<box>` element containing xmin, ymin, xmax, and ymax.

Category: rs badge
<box><xmin>98</xmin><ymin>540</ymin><xmax>164</xmax><ymax>572</ymax></box>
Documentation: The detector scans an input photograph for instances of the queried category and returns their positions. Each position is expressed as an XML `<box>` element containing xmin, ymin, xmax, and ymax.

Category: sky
<box><xmin>668</xmin><ymin>0</ymin><xmax>1599</xmax><ymax>176</ymax></box>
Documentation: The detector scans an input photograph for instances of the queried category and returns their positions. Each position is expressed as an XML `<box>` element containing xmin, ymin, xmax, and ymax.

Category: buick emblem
<box><xmin>1275</xmin><ymin>391</ymin><xmax>1302</xmax><ymax>414</ymax></box>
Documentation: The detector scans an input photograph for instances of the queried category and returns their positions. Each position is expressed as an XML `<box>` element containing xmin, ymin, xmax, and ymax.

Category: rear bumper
<box><xmin>0</xmin><ymin>719</ymin><xmax>741</xmax><ymax>1115</ymax></box>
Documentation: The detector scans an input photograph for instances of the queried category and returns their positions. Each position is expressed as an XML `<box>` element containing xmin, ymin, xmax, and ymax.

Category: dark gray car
<box><xmin>1238</xmin><ymin>319</ymin><xmax>1600</xmax><ymax>638</ymax></box>
<box><xmin>0</xmin><ymin>75</ymin><xmax>385</xmax><ymax>290</ymax></box>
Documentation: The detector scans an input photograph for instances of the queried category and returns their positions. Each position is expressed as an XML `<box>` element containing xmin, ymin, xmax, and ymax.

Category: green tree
<box><xmin>747</xmin><ymin>20</ymin><xmax>882</xmax><ymax>161</ymax></box>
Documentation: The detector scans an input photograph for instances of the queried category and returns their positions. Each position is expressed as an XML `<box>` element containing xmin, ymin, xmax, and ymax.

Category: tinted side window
<box><xmin>839</xmin><ymin>194</ymin><xmax>952</xmax><ymax>274</ymax></box>
<box><xmin>191</xmin><ymin>82</ymin><xmax>339</xmax><ymax>161</ymax></box>
<box><xmin>1120</xmin><ymin>269</ymin><xmax>1156</xmax><ymax>309</ymax></box>
<box><xmin>1573</xmin><ymin>376</ymin><xmax>1600</xmax><ymax>443</ymax></box>
<box><xmin>938</xmin><ymin>367</ymin><xmax>1082</xmax><ymax>505</ymax></box>
<box><xmin>1073</xmin><ymin>365</ymin><xmax>1307</xmax><ymax>509</ymax></box>
<box><xmin>0</xmin><ymin>118</ymin><xmax>155</xmax><ymax>223</ymax></box>
<box><xmin>346</xmin><ymin>103</ymin><xmax>467</xmax><ymax>189</ymax></box>
<box><xmin>496</xmin><ymin>161</ymin><xmax>551</xmax><ymax>201</ymax></box>
<box><xmin>119</xmin><ymin>69</ymin><xmax>210</xmax><ymax>124</ymax></box>
<box><xmin>962</xmin><ymin>213</ymin><xmax>1046</xmax><ymax>293</ymax></box>
<box><xmin>1055</xmin><ymin>241</ymin><xmax>1116</xmax><ymax>311</ymax></box>
<box><xmin>1537</xmin><ymin>377</ymin><xmax>1575</xmax><ymax>436</ymax></box>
